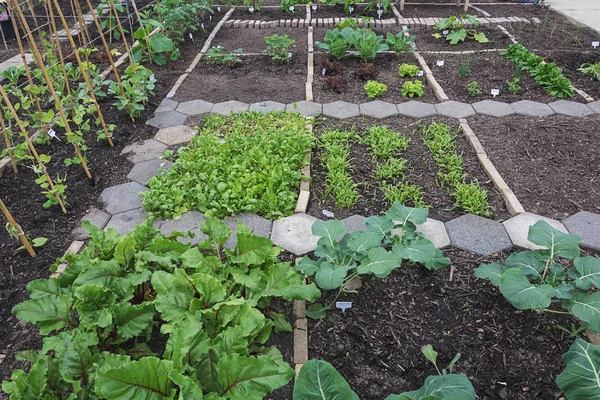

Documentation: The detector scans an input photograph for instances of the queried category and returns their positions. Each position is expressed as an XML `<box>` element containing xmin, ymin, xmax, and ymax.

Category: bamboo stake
<box><xmin>11</xmin><ymin>0</ymin><xmax>93</xmax><ymax>180</ymax></box>
<box><xmin>25</xmin><ymin>0</ymin><xmax>43</xmax><ymax>45</ymax></box>
<box><xmin>51</xmin><ymin>0</ymin><xmax>114</xmax><ymax>146</ymax></box>
<box><xmin>0</xmin><ymin>199</ymin><xmax>36</xmax><ymax>257</ymax></box>
<box><xmin>0</xmin><ymin>108</ymin><xmax>18</xmax><ymax>174</ymax></box>
<box><xmin>0</xmin><ymin>84</ymin><xmax>67</xmax><ymax>214</ymax></box>
<box><xmin>47</xmin><ymin>0</ymin><xmax>74</xmax><ymax>103</ymax></box>
<box><xmin>109</xmin><ymin>0</ymin><xmax>135</xmax><ymax>67</ymax></box>
<box><xmin>73</xmin><ymin>0</ymin><xmax>93</xmax><ymax>66</ymax></box>
<box><xmin>130</xmin><ymin>0</ymin><xmax>142</xmax><ymax>24</ymax></box>
<box><xmin>68</xmin><ymin>0</ymin><xmax>83</xmax><ymax>48</ymax></box>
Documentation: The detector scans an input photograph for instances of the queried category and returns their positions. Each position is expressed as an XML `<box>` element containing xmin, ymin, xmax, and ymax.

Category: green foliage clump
<box><xmin>108</xmin><ymin>63</ymin><xmax>156</xmax><ymax>120</ymax></box>
<box><xmin>433</xmin><ymin>14</ymin><xmax>489</xmax><ymax>45</ymax></box>
<box><xmin>205</xmin><ymin>46</ymin><xmax>243</xmax><ymax>66</ymax></box>
<box><xmin>316</xmin><ymin>27</ymin><xmax>388</xmax><ymax>60</ymax></box>
<box><xmin>364</xmin><ymin>80</ymin><xmax>388</xmax><ymax>98</ymax></box>
<box><xmin>319</xmin><ymin>129</ymin><xmax>360</xmax><ymax>209</ymax></box>
<box><xmin>466</xmin><ymin>81</ymin><xmax>482</xmax><ymax>96</ymax></box>
<box><xmin>265</xmin><ymin>33</ymin><xmax>296</xmax><ymax>63</ymax></box>
<box><xmin>386</xmin><ymin>30</ymin><xmax>416</xmax><ymax>54</ymax></box>
<box><xmin>507</xmin><ymin>77</ymin><xmax>521</xmax><ymax>94</ymax></box>
<box><xmin>360</xmin><ymin>125</ymin><xmax>409</xmax><ymax>159</ymax></box>
<box><xmin>398</xmin><ymin>63</ymin><xmax>420</xmax><ymax>78</ymax></box>
<box><xmin>401</xmin><ymin>80</ymin><xmax>424</xmax><ymax>97</ymax></box>
<box><xmin>579</xmin><ymin>61</ymin><xmax>600</xmax><ymax>81</ymax></box>
<box><xmin>143</xmin><ymin>111</ymin><xmax>313</xmax><ymax>219</ymax></box>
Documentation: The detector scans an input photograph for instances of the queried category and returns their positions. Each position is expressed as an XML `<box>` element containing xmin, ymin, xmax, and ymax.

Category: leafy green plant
<box><xmin>579</xmin><ymin>62</ymin><xmax>600</xmax><ymax>81</ymax></box>
<box><xmin>374</xmin><ymin>158</ymin><xmax>407</xmax><ymax>180</ymax></box>
<box><xmin>243</xmin><ymin>0</ymin><xmax>261</xmax><ymax>11</ymax></box>
<box><xmin>401</xmin><ymin>80</ymin><xmax>424</xmax><ymax>97</ymax></box>
<box><xmin>2</xmin><ymin>217</ymin><xmax>320</xmax><ymax>399</ymax></box>
<box><xmin>382</xmin><ymin>182</ymin><xmax>426</xmax><ymax>208</ymax></box>
<box><xmin>144</xmin><ymin>111</ymin><xmax>313</xmax><ymax>219</ymax></box>
<box><xmin>4</xmin><ymin>223</ymin><xmax>47</xmax><ymax>253</ymax></box>
<box><xmin>360</xmin><ymin>125</ymin><xmax>409</xmax><ymax>159</ymax></box>
<box><xmin>458</xmin><ymin>57</ymin><xmax>470</xmax><ymax>79</ymax></box>
<box><xmin>316</xmin><ymin>28</ymin><xmax>353</xmax><ymax>59</ymax></box>
<box><xmin>265</xmin><ymin>33</ymin><xmax>296</xmax><ymax>63</ymax></box>
<box><xmin>356</xmin><ymin>61</ymin><xmax>378</xmax><ymax>80</ymax></box>
<box><xmin>325</xmin><ymin>76</ymin><xmax>348</xmax><ymax>93</ymax></box>
<box><xmin>336</xmin><ymin>18</ymin><xmax>359</xmax><ymax>30</ymax></box>
<box><xmin>32</xmin><ymin>157</ymin><xmax>68</xmax><ymax>209</ymax></box>
<box><xmin>155</xmin><ymin>0</ymin><xmax>213</xmax><ymax>43</ymax></box>
<box><xmin>205</xmin><ymin>46</ymin><xmax>243</xmax><ymax>66</ymax></box>
<box><xmin>556</xmin><ymin>339</ymin><xmax>600</xmax><ymax>399</ymax></box>
<box><xmin>280</xmin><ymin>0</ymin><xmax>296</xmax><ymax>14</ymax></box>
<box><xmin>386</xmin><ymin>30</ymin><xmax>416</xmax><ymax>54</ymax></box>
<box><xmin>433</xmin><ymin>14</ymin><xmax>489</xmax><ymax>45</ymax></box>
<box><xmin>108</xmin><ymin>63</ymin><xmax>156</xmax><ymax>120</ymax></box>
<box><xmin>466</xmin><ymin>81</ymin><xmax>482</xmax><ymax>96</ymax></box>
<box><xmin>319</xmin><ymin>129</ymin><xmax>360</xmax><ymax>209</ymax></box>
<box><xmin>131</xmin><ymin>23</ymin><xmax>179</xmax><ymax>66</ymax></box>
<box><xmin>398</xmin><ymin>63</ymin><xmax>420</xmax><ymax>78</ymax></box>
<box><xmin>349</xmin><ymin>28</ymin><xmax>389</xmax><ymax>60</ymax></box>
<box><xmin>507</xmin><ymin>77</ymin><xmax>521</xmax><ymax>94</ymax></box>
<box><xmin>364</xmin><ymin>80</ymin><xmax>387</xmax><ymax>98</ymax></box>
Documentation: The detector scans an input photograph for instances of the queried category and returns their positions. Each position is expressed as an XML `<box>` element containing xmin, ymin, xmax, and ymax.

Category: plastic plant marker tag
<box><xmin>322</xmin><ymin>209</ymin><xmax>334</xmax><ymax>218</ymax></box>
<box><xmin>48</xmin><ymin>128</ymin><xmax>61</xmax><ymax>141</ymax></box>
<box><xmin>437</xmin><ymin>60</ymin><xmax>444</xmax><ymax>67</ymax></box>
<box><xmin>249</xmin><ymin>6</ymin><xmax>254</xmax><ymax>12</ymax></box>
<box><xmin>217</xmin><ymin>6</ymin><xmax>221</xmax><ymax>11</ymax></box>
<box><xmin>150</xmin><ymin>74</ymin><xmax>155</xmax><ymax>80</ymax></box>
<box><xmin>290</xmin><ymin>5</ymin><xmax>294</xmax><ymax>12</ymax></box>
<box><xmin>377</xmin><ymin>2</ymin><xmax>381</xmax><ymax>7</ymax></box>
<box><xmin>349</xmin><ymin>6</ymin><xmax>354</xmax><ymax>13</ymax></box>
<box><xmin>377</xmin><ymin>9</ymin><xmax>382</xmax><ymax>17</ymax></box>
<box><xmin>288</xmin><ymin>52</ymin><xmax>292</xmax><ymax>58</ymax></box>
<box><xmin>593</xmin><ymin>41</ymin><xmax>599</xmax><ymax>49</ymax></box>
<box><xmin>336</xmin><ymin>301</ymin><xmax>352</xmax><ymax>313</ymax></box>
<box><xmin>189</xmin><ymin>32</ymin><xmax>193</xmax><ymax>41</ymax></box>
<box><xmin>312</xmin><ymin>4</ymin><xmax>317</xmax><ymax>10</ymax></box>
<box><xmin>491</xmin><ymin>88</ymin><xmax>500</xmax><ymax>97</ymax></box>
<box><xmin>443</xmin><ymin>30</ymin><xmax>449</xmax><ymax>36</ymax></box>
<box><xmin>417</xmin><ymin>70</ymin><xmax>424</xmax><ymax>77</ymax></box>
<box><xmin>322</xmin><ymin>68</ymin><xmax>327</xmax><ymax>76</ymax></box>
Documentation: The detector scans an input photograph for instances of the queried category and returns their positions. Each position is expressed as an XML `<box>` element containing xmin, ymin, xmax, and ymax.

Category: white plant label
<box><xmin>209</xmin><ymin>15</ymin><xmax>212</xmax><ymax>21</ymax></box>
<box><xmin>593</xmin><ymin>41</ymin><xmax>599</xmax><ymax>49</ymax></box>
<box><xmin>217</xmin><ymin>6</ymin><xmax>221</xmax><ymax>11</ymax></box>
<box><xmin>47</xmin><ymin>128</ymin><xmax>60</xmax><ymax>141</ymax></box>
<box><xmin>312</xmin><ymin>4</ymin><xmax>317</xmax><ymax>10</ymax></box>
<box><xmin>288</xmin><ymin>52</ymin><xmax>292</xmax><ymax>58</ymax></box>
<box><xmin>290</xmin><ymin>5</ymin><xmax>294</xmax><ymax>12</ymax></box>
<box><xmin>189</xmin><ymin>32</ymin><xmax>194</xmax><ymax>41</ymax></box>
<box><xmin>322</xmin><ymin>68</ymin><xmax>327</xmax><ymax>76</ymax></box>
<box><xmin>348</xmin><ymin>6</ymin><xmax>354</xmax><ymax>13</ymax></box>
<box><xmin>248</xmin><ymin>6</ymin><xmax>254</xmax><ymax>12</ymax></box>
<box><xmin>322</xmin><ymin>209</ymin><xmax>334</xmax><ymax>218</ymax></box>
<box><xmin>377</xmin><ymin>9</ymin><xmax>382</xmax><ymax>17</ymax></box>
<box><xmin>437</xmin><ymin>60</ymin><xmax>444</xmax><ymax>67</ymax></box>
<box><xmin>336</xmin><ymin>301</ymin><xmax>352</xmax><ymax>313</ymax></box>
<box><xmin>417</xmin><ymin>70</ymin><xmax>423</xmax><ymax>77</ymax></box>
<box><xmin>443</xmin><ymin>30</ymin><xmax>449</xmax><ymax>36</ymax></box>
<box><xmin>150</xmin><ymin>74</ymin><xmax>155</xmax><ymax>80</ymax></box>
<box><xmin>491</xmin><ymin>88</ymin><xmax>500</xmax><ymax>97</ymax></box>
<box><xmin>201</xmin><ymin>23</ymin><xmax>205</xmax><ymax>29</ymax></box>
<box><xmin>376</xmin><ymin>2</ymin><xmax>381</xmax><ymax>8</ymax></box>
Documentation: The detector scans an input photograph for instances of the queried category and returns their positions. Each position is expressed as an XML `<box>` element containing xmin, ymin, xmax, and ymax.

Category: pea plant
<box><xmin>433</xmin><ymin>14</ymin><xmax>489</xmax><ymax>45</ymax></box>
<box><xmin>108</xmin><ymin>64</ymin><xmax>156</xmax><ymax>120</ymax></box>
<box><xmin>265</xmin><ymin>34</ymin><xmax>295</xmax><ymax>63</ymax></box>
<box><xmin>131</xmin><ymin>22</ymin><xmax>179</xmax><ymax>66</ymax></box>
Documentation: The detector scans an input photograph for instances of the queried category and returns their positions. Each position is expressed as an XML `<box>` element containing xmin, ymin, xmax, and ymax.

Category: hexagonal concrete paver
<box><xmin>503</xmin><ymin>212</ymin><xmax>568</xmax><ymax>250</ymax></box>
<box><xmin>127</xmin><ymin>159</ymin><xmax>172</xmax><ymax>186</ymax></box>
<box><xmin>223</xmin><ymin>212</ymin><xmax>273</xmax><ymax>249</ymax></box>
<box><xmin>341</xmin><ymin>215</ymin><xmax>367</xmax><ymax>233</ymax></box>
<box><xmin>391</xmin><ymin>218</ymin><xmax>450</xmax><ymax>249</ymax></box>
<box><xmin>154</xmin><ymin>125</ymin><xmax>196</xmax><ymax>146</ymax></box>
<box><xmin>397</xmin><ymin>101</ymin><xmax>437</xmax><ymax>118</ymax></box>
<box><xmin>72</xmin><ymin>207</ymin><xmax>111</xmax><ymax>240</ymax></box>
<box><xmin>211</xmin><ymin>100</ymin><xmax>249</xmax><ymax>116</ymax></box>
<box><xmin>472</xmin><ymin>100</ymin><xmax>515</xmax><ymax>117</ymax></box>
<box><xmin>155</xmin><ymin>98</ymin><xmax>179</xmax><ymax>113</ymax></box>
<box><xmin>160</xmin><ymin>211</ymin><xmax>208</xmax><ymax>245</ymax></box>
<box><xmin>511</xmin><ymin>100</ymin><xmax>555</xmax><ymax>117</ymax></box>
<box><xmin>249</xmin><ymin>101</ymin><xmax>286</xmax><ymax>113</ymax></box>
<box><xmin>322</xmin><ymin>101</ymin><xmax>360</xmax><ymax>120</ymax></box>
<box><xmin>121</xmin><ymin>139</ymin><xmax>167</xmax><ymax>164</ymax></box>
<box><xmin>105</xmin><ymin>208</ymin><xmax>157</xmax><ymax>236</ymax></box>
<box><xmin>147</xmin><ymin>111</ymin><xmax>188</xmax><ymax>129</ymax></box>
<box><xmin>359</xmin><ymin>100</ymin><xmax>398</xmax><ymax>119</ymax></box>
<box><xmin>175</xmin><ymin>99</ymin><xmax>214</xmax><ymax>116</ymax></box>
<box><xmin>98</xmin><ymin>182</ymin><xmax>148</xmax><ymax>215</ymax></box>
<box><xmin>271</xmin><ymin>213</ymin><xmax>319</xmax><ymax>255</ymax></box>
<box><xmin>285</xmin><ymin>100</ymin><xmax>322</xmax><ymax>116</ymax></box>
<box><xmin>435</xmin><ymin>101</ymin><xmax>476</xmax><ymax>119</ymax></box>
<box><xmin>548</xmin><ymin>100</ymin><xmax>595</xmax><ymax>117</ymax></box>
<box><xmin>563</xmin><ymin>211</ymin><xmax>600</xmax><ymax>251</ymax></box>
<box><xmin>587</xmin><ymin>100</ymin><xmax>600</xmax><ymax>114</ymax></box>
<box><xmin>445</xmin><ymin>214</ymin><xmax>512</xmax><ymax>256</ymax></box>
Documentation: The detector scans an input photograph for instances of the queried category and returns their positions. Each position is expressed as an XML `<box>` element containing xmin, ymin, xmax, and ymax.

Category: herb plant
<box><xmin>364</xmin><ymin>80</ymin><xmax>387</xmax><ymax>98</ymax></box>
<box><xmin>205</xmin><ymin>46</ymin><xmax>243</xmax><ymax>66</ymax></box>
<box><xmin>398</xmin><ymin>63</ymin><xmax>420</xmax><ymax>78</ymax></box>
<box><xmin>507</xmin><ymin>77</ymin><xmax>521</xmax><ymax>94</ymax></box>
<box><xmin>433</xmin><ymin>14</ymin><xmax>489</xmax><ymax>45</ymax></box>
<box><xmin>385</xmin><ymin>30</ymin><xmax>416</xmax><ymax>54</ymax></box>
<box><xmin>401</xmin><ymin>80</ymin><xmax>424</xmax><ymax>97</ymax></box>
<box><xmin>265</xmin><ymin>33</ymin><xmax>295</xmax><ymax>63</ymax></box>
<box><xmin>579</xmin><ymin>62</ymin><xmax>600</xmax><ymax>81</ymax></box>
<box><xmin>466</xmin><ymin>81</ymin><xmax>482</xmax><ymax>96</ymax></box>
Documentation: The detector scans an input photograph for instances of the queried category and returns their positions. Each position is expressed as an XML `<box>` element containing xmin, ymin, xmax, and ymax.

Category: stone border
<box><xmin>413</xmin><ymin>50</ymin><xmax>449</xmax><ymax>102</ymax></box>
<box><xmin>306</xmin><ymin>26</ymin><xmax>314</xmax><ymax>102</ymax></box>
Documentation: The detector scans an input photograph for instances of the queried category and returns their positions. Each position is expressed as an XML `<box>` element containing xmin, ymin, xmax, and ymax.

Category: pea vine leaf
<box><xmin>556</xmin><ymin>339</ymin><xmax>600</xmax><ymax>400</ymax></box>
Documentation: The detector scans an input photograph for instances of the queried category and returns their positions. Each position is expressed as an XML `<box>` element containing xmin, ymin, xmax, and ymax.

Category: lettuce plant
<box><xmin>2</xmin><ymin>218</ymin><xmax>320</xmax><ymax>399</ymax></box>
<box><xmin>401</xmin><ymin>80</ymin><xmax>424</xmax><ymax>97</ymax></box>
<box><xmin>364</xmin><ymin>80</ymin><xmax>387</xmax><ymax>98</ymax></box>
<box><xmin>398</xmin><ymin>63</ymin><xmax>420</xmax><ymax>78</ymax></box>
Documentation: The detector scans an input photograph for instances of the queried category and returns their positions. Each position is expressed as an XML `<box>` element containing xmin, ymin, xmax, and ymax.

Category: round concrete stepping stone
<box><xmin>548</xmin><ymin>100</ymin><xmax>595</xmax><ymax>117</ymax></box>
<box><xmin>127</xmin><ymin>159</ymin><xmax>172</xmax><ymax>186</ymax></box>
<box><xmin>212</xmin><ymin>100</ymin><xmax>250</xmax><ymax>115</ymax></box>
<box><xmin>502</xmin><ymin>212</ymin><xmax>567</xmax><ymax>250</ymax></box>
<box><xmin>98</xmin><ymin>182</ymin><xmax>148</xmax><ymax>215</ymax></box>
<box><xmin>359</xmin><ymin>100</ymin><xmax>398</xmax><ymax>119</ymax></box>
<box><xmin>72</xmin><ymin>207</ymin><xmax>111</xmax><ymax>240</ymax></box>
<box><xmin>511</xmin><ymin>100</ymin><xmax>554</xmax><ymax>117</ymax></box>
<box><xmin>121</xmin><ymin>139</ymin><xmax>167</xmax><ymax>164</ymax></box>
<box><xmin>472</xmin><ymin>100</ymin><xmax>515</xmax><ymax>117</ymax></box>
<box><xmin>285</xmin><ymin>101</ymin><xmax>323</xmax><ymax>116</ymax></box>
<box><xmin>397</xmin><ymin>101</ymin><xmax>437</xmax><ymax>118</ymax></box>
<box><xmin>154</xmin><ymin>125</ymin><xmax>197</xmax><ymax>146</ymax></box>
<box><xmin>223</xmin><ymin>212</ymin><xmax>273</xmax><ymax>249</ymax></box>
<box><xmin>175</xmin><ymin>99</ymin><xmax>214</xmax><ymax>116</ymax></box>
<box><xmin>562</xmin><ymin>211</ymin><xmax>600</xmax><ymax>251</ymax></box>
<box><xmin>271</xmin><ymin>214</ymin><xmax>319</xmax><ymax>255</ymax></box>
<box><xmin>249</xmin><ymin>101</ymin><xmax>286</xmax><ymax>113</ymax></box>
<box><xmin>435</xmin><ymin>101</ymin><xmax>476</xmax><ymax>119</ymax></box>
<box><xmin>445</xmin><ymin>214</ymin><xmax>512</xmax><ymax>256</ymax></box>
<box><xmin>160</xmin><ymin>211</ymin><xmax>208</xmax><ymax>245</ymax></box>
<box><xmin>105</xmin><ymin>208</ymin><xmax>157</xmax><ymax>236</ymax></box>
<box><xmin>147</xmin><ymin>111</ymin><xmax>188</xmax><ymax>129</ymax></box>
<box><xmin>322</xmin><ymin>101</ymin><xmax>360</xmax><ymax>120</ymax></box>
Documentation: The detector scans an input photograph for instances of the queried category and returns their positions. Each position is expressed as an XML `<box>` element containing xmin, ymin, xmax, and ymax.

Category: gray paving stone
<box><xmin>503</xmin><ymin>212</ymin><xmax>567</xmax><ymax>250</ymax></box>
<box><xmin>322</xmin><ymin>101</ymin><xmax>361</xmax><ymax>120</ymax></box>
<box><xmin>127</xmin><ymin>159</ymin><xmax>172</xmax><ymax>186</ymax></box>
<box><xmin>359</xmin><ymin>100</ymin><xmax>398</xmax><ymax>119</ymax></box>
<box><xmin>445</xmin><ymin>214</ymin><xmax>512</xmax><ymax>256</ymax></box>
<box><xmin>563</xmin><ymin>211</ymin><xmax>600</xmax><ymax>251</ymax></box>
<box><xmin>396</xmin><ymin>101</ymin><xmax>437</xmax><ymax>118</ymax></box>
<box><xmin>160</xmin><ymin>211</ymin><xmax>208</xmax><ymax>245</ymax></box>
<box><xmin>155</xmin><ymin>98</ymin><xmax>179</xmax><ymax>114</ymax></box>
<box><xmin>434</xmin><ymin>101</ymin><xmax>476</xmax><ymax>119</ymax></box>
<box><xmin>121</xmin><ymin>139</ymin><xmax>167</xmax><ymax>164</ymax></box>
<box><xmin>391</xmin><ymin>218</ymin><xmax>450</xmax><ymax>249</ymax></box>
<box><xmin>285</xmin><ymin>101</ymin><xmax>323</xmax><ymax>116</ymax></box>
<box><xmin>271</xmin><ymin>214</ymin><xmax>319</xmax><ymax>255</ymax></box>
<box><xmin>105</xmin><ymin>208</ymin><xmax>156</xmax><ymax>236</ymax></box>
<box><xmin>341</xmin><ymin>215</ymin><xmax>367</xmax><ymax>233</ymax></box>
<box><xmin>72</xmin><ymin>207</ymin><xmax>111</xmax><ymax>240</ymax></box>
<box><xmin>511</xmin><ymin>100</ymin><xmax>555</xmax><ymax>116</ymax></box>
<box><xmin>548</xmin><ymin>100</ymin><xmax>595</xmax><ymax>117</ymax></box>
<box><xmin>211</xmin><ymin>100</ymin><xmax>250</xmax><ymax>115</ymax></box>
<box><xmin>147</xmin><ymin>111</ymin><xmax>188</xmax><ymax>129</ymax></box>
<box><xmin>175</xmin><ymin>99</ymin><xmax>214</xmax><ymax>116</ymax></box>
<box><xmin>154</xmin><ymin>125</ymin><xmax>196</xmax><ymax>146</ymax></box>
<box><xmin>588</xmin><ymin>100</ymin><xmax>600</xmax><ymax>114</ymax></box>
<box><xmin>472</xmin><ymin>100</ymin><xmax>515</xmax><ymax>117</ymax></box>
<box><xmin>223</xmin><ymin>212</ymin><xmax>273</xmax><ymax>249</ymax></box>
<box><xmin>249</xmin><ymin>101</ymin><xmax>286</xmax><ymax>113</ymax></box>
<box><xmin>98</xmin><ymin>182</ymin><xmax>148</xmax><ymax>215</ymax></box>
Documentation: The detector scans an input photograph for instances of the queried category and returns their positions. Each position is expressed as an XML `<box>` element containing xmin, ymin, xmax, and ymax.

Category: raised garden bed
<box><xmin>400</xmin><ymin>4</ymin><xmax>488</xmax><ymax>18</ymax></box>
<box><xmin>411</xmin><ymin>25</ymin><xmax>512</xmax><ymax>51</ymax></box>
<box><xmin>541</xmin><ymin>50</ymin><xmax>600</xmax><ymax>100</ymax></box>
<box><xmin>468</xmin><ymin>115</ymin><xmax>600</xmax><ymax>220</ymax></box>
<box><xmin>232</xmin><ymin>5</ymin><xmax>307</xmax><ymax>20</ymax></box>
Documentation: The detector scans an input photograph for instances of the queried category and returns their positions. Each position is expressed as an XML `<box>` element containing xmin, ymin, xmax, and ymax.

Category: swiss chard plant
<box><xmin>433</xmin><ymin>14</ymin><xmax>489</xmax><ymax>45</ymax></box>
<box><xmin>2</xmin><ymin>217</ymin><xmax>320</xmax><ymax>399</ymax></box>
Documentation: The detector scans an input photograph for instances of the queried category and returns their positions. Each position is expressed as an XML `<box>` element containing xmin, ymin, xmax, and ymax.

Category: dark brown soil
<box><xmin>423</xmin><ymin>51</ymin><xmax>579</xmax><ymax>103</ymax></box>
<box><xmin>307</xmin><ymin>116</ymin><xmax>510</xmax><ymax>222</ymax></box>
<box><xmin>541</xmin><ymin>50</ymin><xmax>600</xmax><ymax>100</ymax></box>
<box><xmin>400</xmin><ymin>4</ymin><xmax>488</xmax><ymax>18</ymax></box>
<box><xmin>309</xmin><ymin>4</ymin><xmax>396</xmax><ymax>20</ymax></box>
<box><xmin>232</xmin><ymin>4</ymin><xmax>307</xmax><ymax>19</ymax></box>
<box><xmin>476</xmin><ymin>3</ymin><xmax>551</xmax><ymax>18</ymax></box>
<box><xmin>412</xmin><ymin>25</ymin><xmax>513</xmax><ymax>51</ymax></box>
<box><xmin>467</xmin><ymin>115</ymin><xmax>600</xmax><ymax>220</ymax></box>
<box><xmin>308</xmin><ymin>248</ymin><xmax>578</xmax><ymax>400</ymax></box>
<box><xmin>312</xmin><ymin>52</ymin><xmax>438</xmax><ymax>104</ymax></box>
<box><xmin>211</xmin><ymin>25</ymin><xmax>308</xmax><ymax>53</ymax></box>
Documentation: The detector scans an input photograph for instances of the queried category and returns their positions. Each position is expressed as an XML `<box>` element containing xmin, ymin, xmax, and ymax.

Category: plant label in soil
<box><xmin>217</xmin><ymin>6</ymin><xmax>221</xmax><ymax>11</ymax></box>
<box><xmin>593</xmin><ymin>41</ymin><xmax>599</xmax><ymax>49</ymax></box>
<box><xmin>150</xmin><ymin>75</ymin><xmax>155</xmax><ymax>81</ymax></box>
<box><xmin>336</xmin><ymin>301</ymin><xmax>352</xmax><ymax>313</ymax></box>
<box><xmin>201</xmin><ymin>23</ymin><xmax>205</xmax><ymax>29</ymax></box>
<box><xmin>312</xmin><ymin>4</ymin><xmax>317</xmax><ymax>10</ymax></box>
<box><xmin>47</xmin><ymin>128</ymin><xmax>60</xmax><ymax>141</ymax></box>
<box><xmin>349</xmin><ymin>6</ymin><xmax>354</xmax><ymax>13</ymax></box>
<box><xmin>443</xmin><ymin>30</ymin><xmax>449</xmax><ymax>36</ymax></box>
<box><xmin>377</xmin><ymin>2</ymin><xmax>381</xmax><ymax>8</ymax></box>
<box><xmin>290</xmin><ymin>5</ymin><xmax>295</xmax><ymax>12</ymax></box>
<box><xmin>491</xmin><ymin>88</ymin><xmax>500</xmax><ymax>97</ymax></box>
<box><xmin>322</xmin><ymin>68</ymin><xmax>327</xmax><ymax>76</ymax></box>
<box><xmin>437</xmin><ymin>60</ymin><xmax>444</xmax><ymax>67</ymax></box>
<box><xmin>288</xmin><ymin>52</ymin><xmax>292</xmax><ymax>59</ymax></box>
<box><xmin>249</xmin><ymin>6</ymin><xmax>254</xmax><ymax>12</ymax></box>
<box><xmin>377</xmin><ymin>9</ymin><xmax>382</xmax><ymax>17</ymax></box>
<box><xmin>417</xmin><ymin>70</ymin><xmax>424</xmax><ymax>77</ymax></box>
<box><xmin>189</xmin><ymin>32</ymin><xmax>194</xmax><ymax>41</ymax></box>
<box><xmin>322</xmin><ymin>209</ymin><xmax>335</xmax><ymax>218</ymax></box>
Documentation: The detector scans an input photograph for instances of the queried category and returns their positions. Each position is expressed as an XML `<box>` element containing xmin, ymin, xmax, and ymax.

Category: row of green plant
<box><xmin>360</xmin><ymin>63</ymin><xmax>424</xmax><ymax>99</ymax></box>
<box><xmin>503</xmin><ymin>43</ymin><xmax>574</xmax><ymax>98</ymax></box>
<box><xmin>419</xmin><ymin>122</ymin><xmax>491</xmax><ymax>216</ymax></box>
<box><xmin>206</xmin><ymin>34</ymin><xmax>296</xmax><ymax>66</ymax></box>
<box><xmin>240</xmin><ymin>0</ymin><xmax>394</xmax><ymax>16</ymax></box>
<box><xmin>143</xmin><ymin>111</ymin><xmax>313</xmax><ymax>220</ymax></box>
<box><xmin>433</xmin><ymin>14</ymin><xmax>489</xmax><ymax>45</ymax></box>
